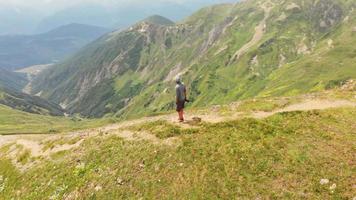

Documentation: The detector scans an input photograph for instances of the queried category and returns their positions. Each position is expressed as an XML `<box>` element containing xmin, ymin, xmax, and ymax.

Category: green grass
<box><xmin>129</xmin><ymin>120</ymin><xmax>199</xmax><ymax>139</ymax></box>
<box><xmin>17</xmin><ymin>149</ymin><xmax>31</xmax><ymax>165</ymax></box>
<box><xmin>236</xmin><ymin>97</ymin><xmax>294</xmax><ymax>112</ymax></box>
<box><xmin>41</xmin><ymin>136</ymin><xmax>82</xmax><ymax>152</ymax></box>
<box><xmin>0</xmin><ymin>105</ymin><xmax>115</xmax><ymax>135</ymax></box>
<box><xmin>0</xmin><ymin>107</ymin><xmax>355</xmax><ymax>199</ymax></box>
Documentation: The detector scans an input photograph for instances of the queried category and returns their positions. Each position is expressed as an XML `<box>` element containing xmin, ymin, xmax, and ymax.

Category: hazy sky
<box><xmin>0</xmin><ymin>0</ymin><xmax>233</xmax><ymax>9</ymax></box>
<box><xmin>0</xmin><ymin>0</ymin><xmax>238</xmax><ymax>34</ymax></box>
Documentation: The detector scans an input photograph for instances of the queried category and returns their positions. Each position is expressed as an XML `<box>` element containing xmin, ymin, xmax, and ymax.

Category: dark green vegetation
<box><xmin>0</xmin><ymin>23</ymin><xmax>109</xmax><ymax>71</ymax></box>
<box><xmin>1</xmin><ymin>107</ymin><xmax>355</xmax><ymax>199</ymax></box>
<box><xmin>30</xmin><ymin>0</ymin><xmax>356</xmax><ymax>118</ymax></box>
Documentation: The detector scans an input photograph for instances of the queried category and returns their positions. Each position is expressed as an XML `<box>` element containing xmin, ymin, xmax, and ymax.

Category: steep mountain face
<box><xmin>0</xmin><ymin>24</ymin><xmax>109</xmax><ymax>71</ymax></box>
<box><xmin>32</xmin><ymin>0</ymin><xmax>356</xmax><ymax>118</ymax></box>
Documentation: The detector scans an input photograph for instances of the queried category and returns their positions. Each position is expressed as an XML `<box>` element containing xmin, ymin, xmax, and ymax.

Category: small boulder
<box><xmin>286</xmin><ymin>2</ymin><xmax>300</xmax><ymax>11</ymax></box>
<box><xmin>94</xmin><ymin>185</ymin><xmax>102</xmax><ymax>191</ymax></box>
<box><xmin>139</xmin><ymin>163</ymin><xmax>145</xmax><ymax>169</ymax></box>
<box><xmin>320</xmin><ymin>179</ymin><xmax>329</xmax><ymax>185</ymax></box>
<box><xmin>192</xmin><ymin>117</ymin><xmax>202</xmax><ymax>123</ymax></box>
<box><xmin>116</xmin><ymin>177</ymin><xmax>124</xmax><ymax>185</ymax></box>
<box><xmin>329</xmin><ymin>183</ymin><xmax>337</xmax><ymax>190</ymax></box>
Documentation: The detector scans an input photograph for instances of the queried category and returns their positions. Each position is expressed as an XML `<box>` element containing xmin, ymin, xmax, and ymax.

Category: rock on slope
<box><xmin>31</xmin><ymin>0</ymin><xmax>356</xmax><ymax>118</ymax></box>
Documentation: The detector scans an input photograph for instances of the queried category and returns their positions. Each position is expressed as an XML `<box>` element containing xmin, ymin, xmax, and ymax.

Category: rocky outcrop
<box><xmin>286</xmin><ymin>2</ymin><xmax>300</xmax><ymax>11</ymax></box>
<box><xmin>311</xmin><ymin>0</ymin><xmax>343</xmax><ymax>31</ymax></box>
<box><xmin>199</xmin><ymin>16</ymin><xmax>236</xmax><ymax>55</ymax></box>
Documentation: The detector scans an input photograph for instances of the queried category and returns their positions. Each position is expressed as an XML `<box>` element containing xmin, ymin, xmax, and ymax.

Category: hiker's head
<box><xmin>175</xmin><ymin>76</ymin><xmax>181</xmax><ymax>84</ymax></box>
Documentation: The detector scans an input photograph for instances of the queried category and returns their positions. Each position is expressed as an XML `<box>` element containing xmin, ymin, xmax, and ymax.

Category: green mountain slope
<box><xmin>31</xmin><ymin>0</ymin><xmax>356</xmax><ymax>118</ymax></box>
<box><xmin>0</xmin><ymin>88</ymin><xmax>65</xmax><ymax>116</ymax></box>
<box><xmin>0</xmin><ymin>68</ymin><xmax>66</xmax><ymax>116</ymax></box>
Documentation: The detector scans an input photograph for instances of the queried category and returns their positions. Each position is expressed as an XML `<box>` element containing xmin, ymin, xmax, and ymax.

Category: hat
<box><xmin>175</xmin><ymin>75</ymin><xmax>181</xmax><ymax>83</ymax></box>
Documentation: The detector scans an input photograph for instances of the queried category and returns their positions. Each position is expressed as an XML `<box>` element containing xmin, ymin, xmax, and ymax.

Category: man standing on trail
<box><xmin>175</xmin><ymin>76</ymin><xmax>187</xmax><ymax>122</ymax></box>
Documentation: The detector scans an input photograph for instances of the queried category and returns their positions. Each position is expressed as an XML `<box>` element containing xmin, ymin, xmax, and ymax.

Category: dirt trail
<box><xmin>229</xmin><ymin>1</ymin><xmax>273</xmax><ymax>64</ymax></box>
<box><xmin>0</xmin><ymin>98</ymin><xmax>355</xmax><ymax>171</ymax></box>
<box><xmin>251</xmin><ymin>99</ymin><xmax>356</xmax><ymax>119</ymax></box>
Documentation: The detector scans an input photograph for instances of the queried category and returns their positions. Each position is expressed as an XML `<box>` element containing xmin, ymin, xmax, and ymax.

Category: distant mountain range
<box><xmin>0</xmin><ymin>0</ymin><xmax>239</xmax><ymax>35</ymax></box>
<box><xmin>0</xmin><ymin>23</ymin><xmax>109</xmax><ymax>71</ymax></box>
<box><xmin>30</xmin><ymin>0</ymin><xmax>356</xmax><ymax>118</ymax></box>
<box><xmin>33</xmin><ymin>2</ymin><xmax>198</xmax><ymax>33</ymax></box>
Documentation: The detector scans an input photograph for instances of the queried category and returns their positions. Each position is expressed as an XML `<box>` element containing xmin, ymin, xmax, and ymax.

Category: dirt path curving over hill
<box><xmin>251</xmin><ymin>99</ymin><xmax>356</xmax><ymax>119</ymax></box>
<box><xmin>0</xmin><ymin>97</ymin><xmax>355</xmax><ymax>171</ymax></box>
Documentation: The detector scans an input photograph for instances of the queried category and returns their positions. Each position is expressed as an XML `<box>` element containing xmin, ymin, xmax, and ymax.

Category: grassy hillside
<box><xmin>0</xmin><ymin>69</ymin><xmax>66</xmax><ymax>116</ymax></box>
<box><xmin>1</xmin><ymin>106</ymin><xmax>355</xmax><ymax>199</ymax></box>
<box><xmin>0</xmin><ymin>88</ymin><xmax>65</xmax><ymax>116</ymax></box>
<box><xmin>0</xmin><ymin>105</ymin><xmax>113</xmax><ymax>135</ymax></box>
<box><xmin>31</xmin><ymin>0</ymin><xmax>356</xmax><ymax>119</ymax></box>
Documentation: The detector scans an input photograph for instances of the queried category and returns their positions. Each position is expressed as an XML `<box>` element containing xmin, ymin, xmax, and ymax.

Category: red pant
<box><xmin>178</xmin><ymin>110</ymin><xmax>184</xmax><ymax>121</ymax></box>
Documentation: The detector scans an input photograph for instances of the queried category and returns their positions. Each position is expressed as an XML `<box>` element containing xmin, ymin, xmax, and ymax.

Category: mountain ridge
<box><xmin>31</xmin><ymin>0</ymin><xmax>356</xmax><ymax>118</ymax></box>
<box><xmin>141</xmin><ymin>15</ymin><xmax>175</xmax><ymax>26</ymax></box>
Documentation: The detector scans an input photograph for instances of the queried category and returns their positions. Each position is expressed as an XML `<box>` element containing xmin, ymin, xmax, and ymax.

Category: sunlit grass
<box><xmin>1</xmin><ymin>107</ymin><xmax>355</xmax><ymax>199</ymax></box>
